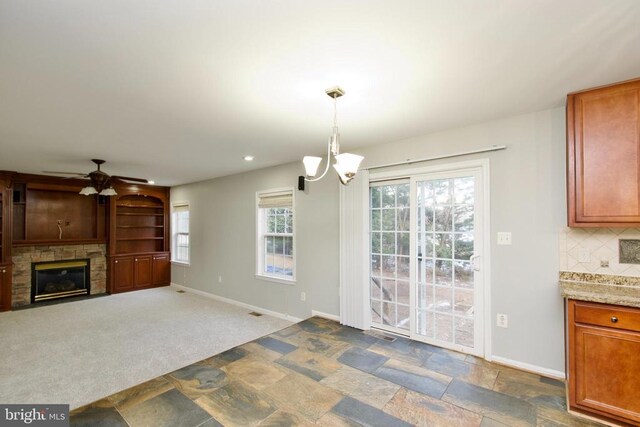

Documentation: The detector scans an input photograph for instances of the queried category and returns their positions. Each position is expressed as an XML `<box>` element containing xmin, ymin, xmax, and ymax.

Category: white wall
<box><xmin>172</xmin><ymin>106</ymin><xmax>568</xmax><ymax>374</ymax></box>
<box><xmin>171</xmin><ymin>162</ymin><xmax>340</xmax><ymax>321</ymax></box>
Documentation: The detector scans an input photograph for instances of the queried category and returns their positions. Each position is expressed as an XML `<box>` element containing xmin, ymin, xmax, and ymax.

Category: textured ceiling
<box><xmin>1</xmin><ymin>0</ymin><xmax>639</xmax><ymax>185</ymax></box>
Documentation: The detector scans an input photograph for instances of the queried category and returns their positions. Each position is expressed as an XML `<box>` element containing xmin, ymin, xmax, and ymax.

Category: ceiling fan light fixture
<box><xmin>99</xmin><ymin>187</ymin><xmax>118</xmax><ymax>196</ymax></box>
<box><xmin>79</xmin><ymin>186</ymin><xmax>98</xmax><ymax>196</ymax></box>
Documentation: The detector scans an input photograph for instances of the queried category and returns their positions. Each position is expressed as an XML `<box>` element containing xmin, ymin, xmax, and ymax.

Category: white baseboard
<box><xmin>490</xmin><ymin>355</ymin><xmax>566</xmax><ymax>380</ymax></box>
<box><xmin>311</xmin><ymin>310</ymin><xmax>340</xmax><ymax>322</ymax></box>
<box><xmin>170</xmin><ymin>283</ymin><xmax>304</xmax><ymax>323</ymax></box>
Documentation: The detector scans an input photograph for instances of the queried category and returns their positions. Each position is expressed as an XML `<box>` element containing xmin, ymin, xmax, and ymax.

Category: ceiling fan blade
<box><xmin>42</xmin><ymin>171</ymin><xmax>87</xmax><ymax>176</ymax></box>
<box><xmin>111</xmin><ymin>175</ymin><xmax>150</xmax><ymax>183</ymax></box>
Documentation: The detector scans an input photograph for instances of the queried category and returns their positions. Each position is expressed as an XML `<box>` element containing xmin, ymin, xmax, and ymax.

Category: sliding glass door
<box><xmin>369</xmin><ymin>165</ymin><xmax>485</xmax><ymax>356</ymax></box>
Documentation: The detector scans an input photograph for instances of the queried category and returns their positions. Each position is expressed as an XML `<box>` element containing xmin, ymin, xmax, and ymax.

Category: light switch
<box><xmin>497</xmin><ymin>232</ymin><xmax>512</xmax><ymax>245</ymax></box>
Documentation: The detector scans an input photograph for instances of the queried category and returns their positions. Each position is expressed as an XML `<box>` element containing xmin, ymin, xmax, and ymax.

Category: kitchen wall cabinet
<box><xmin>568</xmin><ymin>300</ymin><xmax>640</xmax><ymax>425</ymax></box>
<box><xmin>567</xmin><ymin>78</ymin><xmax>640</xmax><ymax>226</ymax></box>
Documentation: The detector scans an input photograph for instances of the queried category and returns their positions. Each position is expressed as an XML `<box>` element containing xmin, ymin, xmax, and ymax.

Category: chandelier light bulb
<box><xmin>303</xmin><ymin>156</ymin><xmax>323</xmax><ymax>177</ymax></box>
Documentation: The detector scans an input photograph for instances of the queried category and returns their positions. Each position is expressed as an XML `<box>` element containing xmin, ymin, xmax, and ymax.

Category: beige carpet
<box><xmin>0</xmin><ymin>287</ymin><xmax>292</xmax><ymax>409</ymax></box>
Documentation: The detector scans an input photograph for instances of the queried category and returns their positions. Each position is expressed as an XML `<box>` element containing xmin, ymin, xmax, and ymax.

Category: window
<box><xmin>172</xmin><ymin>203</ymin><xmax>190</xmax><ymax>264</ymax></box>
<box><xmin>256</xmin><ymin>189</ymin><xmax>295</xmax><ymax>283</ymax></box>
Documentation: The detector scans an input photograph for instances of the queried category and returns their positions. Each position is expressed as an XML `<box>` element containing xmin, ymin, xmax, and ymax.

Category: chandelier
<box><xmin>302</xmin><ymin>87</ymin><xmax>364</xmax><ymax>185</ymax></box>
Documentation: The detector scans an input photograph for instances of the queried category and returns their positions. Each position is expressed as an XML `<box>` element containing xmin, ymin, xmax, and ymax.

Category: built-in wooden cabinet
<box><xmin>152</xmin><ymin>253</ymin><xmax>170</xmax><ymax>286</ymax></box>
<box><xmin>0</xmin><ymin>175</ymin><xmax>12</xmax><ymax>311</ymax></box>
<box><xmin>567</xmin><ymin>77</ymin><xmax>640</xmax><ymax>227</ymax></box>
<box><xmin>0</xmin><ymin>264</ymin><xmax>10</xmax><ymax>312</ymax></box>
<box><xmin>568</xmin><ymin>300</ymin><xmax>640</xmax><ymax>425</ymax></box>
<box><xmin>110</xmin><ymin>252</ymin><xmax>170</xmax><ymax>293</ymax></box>
<box><xmin>108</xmin><ymin>184</ymin><xmax>170</xmax><ymax>293</ymax></box>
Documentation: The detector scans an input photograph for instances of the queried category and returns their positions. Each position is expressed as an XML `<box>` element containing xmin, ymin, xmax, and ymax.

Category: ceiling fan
<box><xmin>43</xmin><ymin>159</ymin><xmax>152</xmax><ymax>196</ymax></box>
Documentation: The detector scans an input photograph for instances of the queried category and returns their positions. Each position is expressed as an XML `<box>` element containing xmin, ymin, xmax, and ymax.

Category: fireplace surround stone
<box><xmin>11</xmin><ymin>244</ymin><xmax>107</xmax><ymax>307</ymax></box>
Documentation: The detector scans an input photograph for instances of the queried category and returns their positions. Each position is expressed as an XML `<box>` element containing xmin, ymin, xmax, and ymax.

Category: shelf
<box><xmin>116</xmin><ymin>213</ymin><xmax>164</xmax><ymax>217</ymax></box>
<box><xmin>117</xmin><ymin>237</ymin><xmax>164</xmax><ymax>241</ymax></box>
<box><xmin>116</xmin><ymin>204</ymin><xmax>163</xmax><ymax>209</ymax></box>
<box><xmin>12</xmin><ymin>238</ymin><xmax>107</xmax><ymax>247</ymax></box>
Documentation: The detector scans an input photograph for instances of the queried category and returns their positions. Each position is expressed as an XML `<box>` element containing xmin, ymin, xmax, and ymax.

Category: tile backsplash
<box><xmin>560</xmin><ymin>228</ymin><xmax>640</xmax><ymax>276</ymax></box>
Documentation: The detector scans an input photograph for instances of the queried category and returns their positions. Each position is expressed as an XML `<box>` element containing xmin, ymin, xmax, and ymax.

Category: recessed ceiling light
<box><xmin>148</xmin><ymin>180</ymin><xmax>155</xmax><ymax>185</ymax></box>
<box><xmin>243</xmin><ymin>155</ymin><xmax>254</xmax><ymax>161</ymax></box>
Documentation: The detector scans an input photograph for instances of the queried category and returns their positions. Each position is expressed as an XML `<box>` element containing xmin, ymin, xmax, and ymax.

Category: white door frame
<box><xmin>368</xmin><ymin>159</ymin><xmax>492</xmax><ymax>359</ymax></box>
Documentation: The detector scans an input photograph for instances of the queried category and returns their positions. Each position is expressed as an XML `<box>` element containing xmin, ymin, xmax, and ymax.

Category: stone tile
<box><xmin>263</xmin><ymin>373</ymin><xmax>342</xmax><ymax>421</ymax></box>
<box><xmin>373</xmin><ymin>358</ymin><xmax>451</xmax><ymax>399</ymax></box>
<box><xmin>480</xmin><ymin>417</ymin><xmax>511</xmax><ymax>427</ymax></box>
<box><xmin>237</xmin><ymin>341</ymin><xmax>283</xmax><ymax>362</ymax></box>
<box><xmin>320</xmin><ymin>366</ymin><xmax>368</xmax><ymax>395</ymax></box>
<box><xmin>108</xmin><ymin>377</ymin><xmax>174</xmax><ymax>411</ymax></box>
<box><xmin>442</xmin><ymin>379</ymin><xmax>537</xmax><ymax>427</ymax></box>
<box><xmin>536</xmin><ymin>406</ymin><xmax>607</xmax><ymax>426</ymax></box>
<box><xmin>255</xmin><ymin>336</ymin><xmax>297</xmax><ymax>355</ymax></box>
<box><xmin>493</xmin><ymin>369</ymin><xmax>566</xmax><ymax>410</ymax></box>
<box><xmin>411</xmin><ymin>340</ymin><xmax>468</xmax><ymax>361</ymax></box>
<box><xmin>384</xmin><ymin>387</ymin><xmax>483</xmax><ymax>427</ymax></box>
<box><xmin>297</xmin><ymin>317</ymin><xmax>343</xmax><ymax>335</ymax></box>
<box><xmin>257</xmin><ymin>410</ymin><xmax>316</xmax><ymax>426</ymax></box>
<box><xmin>330</xmin><ymin>326</ymin><xmax>379</xmax><ymax>348</ymax></box>
<box><xmin>316</xmin><ymin>412</ymin><xmax>363</xmax><ymax>426</ymax></box>
<box><xmin>70</xmin><ymin>399</ymin><xmax>128</xmax><ymax>427</ymax></box>
<box><xmin>196</xmin><ymin>418</ymin><xmax>224</xmax><ymax>427</ymax></box>
<box><xmin>368</xmin><ymin>340</ymin><xmax>432</xmax><ymax>365</ymax></box>
<box><xmin>166</xmin><ymin>363</ymin><xmax>228</xmax><ymax>399</ymax></box>
<box><xmin>121</xmin><ymin>389</ymin><xmax>212</xmax><ymax>427</ymax></box>
<box><xmin>202</xmin><ymin>347</ymin><xmax>248</xmax><ymax>368</ymax></box>
<box><xmin>348</xmin><ymin>375</ymin><xmax>401</xmax><ymax>409</ymax></box>
<box><xmin>273</xmin><ymin>324</ymin><xmax>303</xmax><ymax>338</ymax></box>
<box><xmin>276</xmin><ymin>348</ymin><xmax>341</xmax><ymax>381</ymax></box>
<box><xmin>195</xmin><ymin>381</ymin><xmax>277</xmax><ymax>427</ymax></box>
<box><xmin>331</xmin><ymin>396</ymin><xmax>412</xmax><ymax>427</ymax></box>
<box><xmin>337</xmin><ymin>347</ymin><xmax>388</xmax><ymax>373</ymax></box>
<box><xmin>222</xmin><ymin>355</ymin><xmax>288</xmax><ymax>390</ymax></box>
<box><xmin>278</xmin><ymin>330</ymin><xmax>349</xmax><ymax>358</ymax></box>
<box><xmin>423</xmin><ymin>352</ymin><xmax>499</xmax><ymax>389</ymax></box>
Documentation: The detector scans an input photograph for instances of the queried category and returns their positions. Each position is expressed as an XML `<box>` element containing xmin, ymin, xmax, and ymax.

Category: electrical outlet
<box><xmin>497</xmin><ymin>232</ymin><xmax>512</xmax><ymax>245</ymax></box>
<box><xmin>497</xmin><ymin>313</ymin><xmax>508</xmax><ymax>328</ymax></box>
<box><xmin>300</xmin><ymin>292</ymin><xmax>306</xmax><ymax>302</ymax></box>
<box><xmin>577</xmin><ymin>249</ymin><xmax>590</xmax><ymax>263</ymax></box>
<box><xmin>218</xmin><ymin>275</ymin><xmax>222</xmax><ymax>283</ymax></box>
<box><xmin>600</xmin><ymin>260</ymin><xmax>610</xmax><ymax>268</ymax></box>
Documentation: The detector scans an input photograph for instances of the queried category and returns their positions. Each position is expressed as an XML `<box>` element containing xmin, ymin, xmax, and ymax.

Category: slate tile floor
<box><xmin>71</xmin><ymin>317</ymin><xmax>605</xmax><ymax>427</ymax></box>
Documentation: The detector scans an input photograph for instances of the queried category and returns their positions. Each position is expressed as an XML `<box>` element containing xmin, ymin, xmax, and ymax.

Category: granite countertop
<box><xmin>560</xmin><ymin>271</ymin><xmax>640</xmax><ymax>308</ymax></box>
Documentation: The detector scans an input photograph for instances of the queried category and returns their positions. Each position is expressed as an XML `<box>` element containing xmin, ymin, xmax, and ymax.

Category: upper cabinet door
<box><xmin>568</xmin><ymin>78</ymin><xmax>640</xmax><ymax>226</ymax></box>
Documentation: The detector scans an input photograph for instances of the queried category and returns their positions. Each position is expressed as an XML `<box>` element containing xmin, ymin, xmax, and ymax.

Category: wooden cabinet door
<box><xmin>568</xmin><ymin>79</ymin><xmax>640</xmax><ymax>226</ymax></box>
<box><xmin>572</xmin><ymin>324</ymin><xmax>640</xmax><ymax>423</ymax></box>
<box><xmin>134</xmin><ymin>255</ymin><xmax>152</xmax><ymax>288</ymax></box>
<box><xmin>0</xmin><ymin>265</ymin><xmax>10</xmax><ymax>311</ymax></box>
<box><xmin>152</xmin><ymin>254</ymin><xmax>170</xmax><ymax>286</ymax></box>
<box><xmin>568</xmin><ymin>300</ymin><xmax>640</xmax><ymax>425</ymax></box>
<box><xmin>112</xmin><ymin>257</ymin><xmax>134</xmax><ymax>292</ymax></box>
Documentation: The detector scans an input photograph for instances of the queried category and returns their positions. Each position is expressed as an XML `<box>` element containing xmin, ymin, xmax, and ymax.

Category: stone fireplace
<box><xmin>12</xmin><ymin>244</ymin><xmax>107</xmax><ymax>307</ymax></box>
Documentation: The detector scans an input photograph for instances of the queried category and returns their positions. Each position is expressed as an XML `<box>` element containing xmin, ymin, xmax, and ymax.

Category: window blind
<box><xmin>258</xmin><ymin>192</ymin><xmax>293</xmax><ymax>209</ymax></box>
<box><xmin>172</xmin><ymin>203</ymin><xmax>189</xmax><ymax>212</ymax></box>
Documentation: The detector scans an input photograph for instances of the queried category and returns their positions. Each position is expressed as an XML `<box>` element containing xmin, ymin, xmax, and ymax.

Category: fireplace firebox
<box><xmin>31</xmin><ymin>259</ymin><xmax>90</xmax><ymax>303</ymax></box>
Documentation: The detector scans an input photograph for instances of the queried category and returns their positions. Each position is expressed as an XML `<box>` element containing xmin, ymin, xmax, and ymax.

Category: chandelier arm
<box><xmin>304</xmin><ymin>140</ymin><xmax>332</xmax><ymax>182</ymax></box>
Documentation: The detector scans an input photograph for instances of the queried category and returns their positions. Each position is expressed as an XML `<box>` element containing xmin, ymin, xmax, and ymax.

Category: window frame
<box><xmin>255</xmin><ymin>188</ymin><xmax>296</xmax><ymax>285</ymax></box>
<box><xmin>171</xmin><ymin>202</ymin><xmax>190</xmax><ymax>266</ymax></box>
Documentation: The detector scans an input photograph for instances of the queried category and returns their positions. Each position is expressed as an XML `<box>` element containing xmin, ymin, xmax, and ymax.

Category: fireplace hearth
<box><xmin>31</xmin><ymin>259</ymin><xmax>90</xmax><ymax>303</ymax></box>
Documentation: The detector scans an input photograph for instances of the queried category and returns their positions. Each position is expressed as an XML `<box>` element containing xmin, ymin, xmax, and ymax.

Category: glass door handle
<box><xmin>470</xmin><ymin>254</ymin><xmax>481</xmax><ymax>271</ymax></box>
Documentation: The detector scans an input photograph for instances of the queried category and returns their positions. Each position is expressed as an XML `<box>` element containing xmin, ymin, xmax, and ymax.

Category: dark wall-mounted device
<box><xmin>298</xmin><ymin>176</ymin><xmax>305</xmax><ymax>191</ymax></box>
